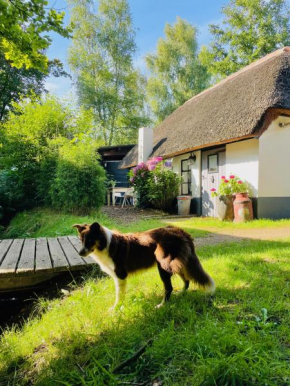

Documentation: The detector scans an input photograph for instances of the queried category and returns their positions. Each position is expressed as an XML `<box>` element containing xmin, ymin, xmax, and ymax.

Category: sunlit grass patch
<box><xmin>0</xmin><ymin>238</ymin><xmax>289</xmax><ymax>385</ymax></box>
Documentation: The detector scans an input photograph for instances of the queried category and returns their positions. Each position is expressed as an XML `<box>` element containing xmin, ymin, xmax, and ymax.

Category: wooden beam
<box><xmin>17</xmin><ymin>238</ymin><xmax>35</xmax><ymax>275</ymax></box>
<box><xmin>0</xmin><ymin>239</ymin><xmax>24</xmax><ymax>276</ymax></box>
<box><xmin>35</xmin><ymin>238</ymin><xmax>52</xmax><ymax>272</ymax></box>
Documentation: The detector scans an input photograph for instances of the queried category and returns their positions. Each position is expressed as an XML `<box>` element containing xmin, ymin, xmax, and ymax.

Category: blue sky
<box><xmin>46</xmin><ymin>0</ymin><xmax>228</xmax><ymax>97</ymax></box>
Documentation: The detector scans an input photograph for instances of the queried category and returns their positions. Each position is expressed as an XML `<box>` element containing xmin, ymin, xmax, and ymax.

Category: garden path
<box><xmin>194</xmin><ymin>227</ymin><xmax>290</xmax><ymax>247</ymax></box>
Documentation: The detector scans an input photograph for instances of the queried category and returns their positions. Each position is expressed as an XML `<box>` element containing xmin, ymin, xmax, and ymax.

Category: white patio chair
<box><xmin>121</xmin><ymin>188</ymin><xmax>135</xmax><ymax>207</ymax></box>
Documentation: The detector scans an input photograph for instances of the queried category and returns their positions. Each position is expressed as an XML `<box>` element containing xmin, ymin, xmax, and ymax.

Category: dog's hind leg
<box><xmin>156</xmin><ymin>262</ymin><xmax>173</xmax><ymax>308</ymax></box>
<box><xmin>178</xmin><ymin>272</ymin><xmax>190</xmax><ymax>292</ymax></box>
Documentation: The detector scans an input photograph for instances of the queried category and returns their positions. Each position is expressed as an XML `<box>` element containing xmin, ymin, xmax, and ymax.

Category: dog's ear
<box><xmin>72</xmin><ymin>224</ymin><xmax>88</xmax><ymax>234</ymax></box>
<box><xmin>90</xmin><ymin>222</ymin><xmax>101</xmax><ymax>234</ymax></box>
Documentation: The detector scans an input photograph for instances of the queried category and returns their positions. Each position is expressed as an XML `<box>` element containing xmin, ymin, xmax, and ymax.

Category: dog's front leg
<box><xmin>111</xmin><ymin>277</ymin><xmax>127</xmax><ymax>311</ymax></box>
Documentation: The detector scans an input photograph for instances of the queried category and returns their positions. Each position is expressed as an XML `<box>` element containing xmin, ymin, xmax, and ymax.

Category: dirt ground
<box><xmin>101</xmin><ymin>206</ymin><xmax>170</xmax><ymax>223</ymax></box>
<box><xmin>194</xmin><ymin>227</ymin><xmax>290</xmax><ymax>248</ymax></box>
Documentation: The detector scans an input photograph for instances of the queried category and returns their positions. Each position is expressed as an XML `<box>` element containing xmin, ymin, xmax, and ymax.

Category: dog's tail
<box><xmin>171</xmin><ymin>240</ymin><xmax>215</xmax><ymax>293</ymax></box>
<box><xmin>185</xmin><ymin>255</ymin><xmax>215</xmax><ymax>293</ymax></box>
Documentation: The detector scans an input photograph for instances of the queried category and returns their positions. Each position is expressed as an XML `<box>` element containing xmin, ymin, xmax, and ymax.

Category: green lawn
<box><xmin>0</xmin><ymin>209</ymin><xmax>289</xmax><ymax>385</ymax></box>
<box><xmin>2</xmin><ymin>207</ymin><xmax>290</xmax><ymax>240</ymax></box>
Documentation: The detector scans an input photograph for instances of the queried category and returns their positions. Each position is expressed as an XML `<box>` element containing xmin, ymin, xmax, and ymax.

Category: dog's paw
<box><xmin>155</xmin><ymin>302</ymin><xmax>165</xmax><ymax>309</ymax></box>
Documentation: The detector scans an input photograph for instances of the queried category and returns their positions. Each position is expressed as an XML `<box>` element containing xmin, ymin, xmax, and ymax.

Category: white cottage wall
<box><xmin>258</xmin><ymin>116</ymin><xmax>290</xmax><ymax>218</ymax></box>
<box><xmin>225</xmin><ymin>139</ymin><xmax>259</xmax><ymax>197</ymax></box>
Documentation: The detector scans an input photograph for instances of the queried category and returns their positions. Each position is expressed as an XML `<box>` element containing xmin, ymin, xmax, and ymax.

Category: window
<box><xmin>208</xmin><ymin>154</ymin><xmax>218</xmax><ymax>173</ymax></box>
<box><xmin>181</xmin><ymin>159</ymin><xmax>191</xmax><ymax>195</ymax></box>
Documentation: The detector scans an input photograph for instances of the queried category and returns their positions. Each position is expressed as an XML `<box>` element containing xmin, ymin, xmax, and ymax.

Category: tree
<box><xmin>145</xmin><ymin>17</ymin><xmax>210</xmax><ymax>124</ymax></box>
<box><xmin>199</xmin><ymin>0</ymin><xmax>290</xmax><ymax>79</ymax></box>
<box><xmin>68</xmin><ymin>0</ymin><xmax>149</xmax><ymax>145</ymax></box>
<box><xmin>0</xmin><ymin>0</ymin><xmax>70</xmax><ymax>71</ymax></box>
<box><xmin>0</xmin><ymin>55</ymin><xmax>69</xmax><ymax>121</ymax></box>
<box><xmin>0</xmin><ymin>95</ymin><xmax>98</xmax><ymax>210</ymax></box>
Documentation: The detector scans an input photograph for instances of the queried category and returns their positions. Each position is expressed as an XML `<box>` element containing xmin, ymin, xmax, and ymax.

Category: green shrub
<box><xmin>0</xmin><ymin>95</ymin><xmax>104</xmax><ymax>214</ymax></box>
<box><xmin>129</xmin><ymin>157</ymin><xmax>181</xmax><ymax>211</ymax></box>
<box><xmin>147</xmin><ymin>162</ymin><xmax>181</xmax><ymax>211</ymax></box>
<box><xmin>50</xmin><ymin>141</ymin><xmax>106</xmax><ymax>213</ymax></box>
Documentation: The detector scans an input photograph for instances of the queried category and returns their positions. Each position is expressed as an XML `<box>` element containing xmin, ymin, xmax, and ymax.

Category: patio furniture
<box><xmin>112</xmin><ymin>187</ymin><xmax>129</xmax><ymax>206</ymax></box>
<box><xmin>121</xmin><ymin>188</ymin><xmax>135</xmax><ymax>207</ymax></box>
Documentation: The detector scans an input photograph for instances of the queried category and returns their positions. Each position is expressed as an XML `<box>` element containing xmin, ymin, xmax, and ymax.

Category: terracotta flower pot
<box><xmin>217</xmin><ymin>195</ymin><xmax>234</xmax><ymax>221</ymax></box>
<box><xmin>234</xmin><ymin>192</ymin><xmax>253</xmax><ymax>222</ymax></box>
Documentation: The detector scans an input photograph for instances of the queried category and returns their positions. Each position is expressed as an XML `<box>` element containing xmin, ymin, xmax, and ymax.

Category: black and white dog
<box><xmin>73</xmin><ymin>223</ymin><xmax>215</xmax><ymax>309</ymax></box>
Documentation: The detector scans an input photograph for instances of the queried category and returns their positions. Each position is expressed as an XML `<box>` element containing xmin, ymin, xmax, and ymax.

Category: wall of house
<box><xmin>171</xmin><ymin>151</ymin><xmax>201</xmax><ymax>214</ymax></box>
<box><xmin>258</xmin><ymin>115</ymin><xmax>290</xmax><ymax>218</ymax></box>
<box><xmin>225</xmin><ymin>139</ymin><xmax>259</xmax><ymax>197</ymax></box>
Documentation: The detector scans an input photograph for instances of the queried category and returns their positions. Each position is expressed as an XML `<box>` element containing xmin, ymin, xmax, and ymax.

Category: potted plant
<box><xmin>211</xmin><ymin>176</ymin><xmax>235</xmax><ymax>221</ymax></box>
<box><xmin>211</xmin><ymin>175</ymin><xmax>253</xmax><ymax>222</ymax></box>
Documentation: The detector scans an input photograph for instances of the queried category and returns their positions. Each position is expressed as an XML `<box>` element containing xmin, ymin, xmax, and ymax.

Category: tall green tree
<box><xmin>68</xmin><ymin>0</ymin><xmax>149</xmax><ymax>145</ymax></box>
<box><xmin>199</xmin><ymin>0</ymin><xmax>290</xmax><ymax>79</ymax></box>
<box><xmin>145</xmin><ymin>17</ymin><xmax>210</xmax><ymax>124</ymax></box>
<box><xmin>0</xmin><ymin>0</ymin><xmax>70</xmax><ymax>71</ymax></box>
<box><xmin>0</xmin><ymin>95</ymin><xmax>102</xmax><ymax>212</ymax></box>
<box><xmin>0</xmin><ymin>55</ymin><xmax>69</xmax><ymax>121</ymax></box>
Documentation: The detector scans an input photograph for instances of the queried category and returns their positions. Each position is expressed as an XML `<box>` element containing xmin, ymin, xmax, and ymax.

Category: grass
<box><xmin>174</xmin><ymin>216</ymin><xmax>290</xmax><ymax>230</ymax></box>
<box><xmin>0</xmin><ymin>208</ymin><xmax>290</xmax><ymax>385</ymax></box>
<box><xmin>0</xmin><ymin>216</ymin><xmax>290</xmax><ymax>384</ymax></box>
<box><xmin>0</xmin><ymin>207</ymin><xmax>210</xmax><ymax>239</ymax></box>
<box><xmin>2</xmin><ymin>207</ymin><xmax>290</xmax><ymax>241</ymax></box>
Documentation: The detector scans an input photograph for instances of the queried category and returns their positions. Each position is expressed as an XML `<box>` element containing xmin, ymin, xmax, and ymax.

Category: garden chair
<box><xmin>121</xmin><ymin>188</ymin><xmax>135</xmax><ymax>207</ymax></box>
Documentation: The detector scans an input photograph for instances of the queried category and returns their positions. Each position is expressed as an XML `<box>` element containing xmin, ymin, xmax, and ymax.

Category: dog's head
<box><xmin>73</xmin><ymin>222</ymin><xmax>107</xmax><ymax>257</ymax></box>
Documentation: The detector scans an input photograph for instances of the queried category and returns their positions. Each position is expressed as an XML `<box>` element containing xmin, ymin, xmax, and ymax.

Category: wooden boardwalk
<box><xmin>0</xmin><ymin>237</ymin><xmax>95</xmax><ymax>292</ymax></box>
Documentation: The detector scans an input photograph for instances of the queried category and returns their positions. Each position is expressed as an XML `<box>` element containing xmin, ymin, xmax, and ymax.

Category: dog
<box><xmin>73</xmin><ymin>223</ymin><xmax>215</xmax><ymax>309</ymax></box>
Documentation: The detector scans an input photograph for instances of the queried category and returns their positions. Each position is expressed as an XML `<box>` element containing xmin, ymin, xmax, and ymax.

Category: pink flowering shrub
<box><xmin>211</xmin><ymin>175</ymin><xmax>248</xmax><ymax>197</ymax></box>
<box><xmin>129</xmin><ymin>157</ymin><xmax>180</xmax><ymax>210</ymax></box>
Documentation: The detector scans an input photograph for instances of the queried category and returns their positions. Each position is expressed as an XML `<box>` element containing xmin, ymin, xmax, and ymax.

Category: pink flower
<box><xmin>210</xmin><ymin>188</ymin><xmax>216</xmax><ymax>192</ymax></box>
<box><xmin>224</xmin><ymin>179</ymin><xmax>229</xmax><ymax>183</ymax></box>
<box><xmin>238</xmin><ymin>180</ymin><xmax>243</xmax><ymax>184</ymax></box>
<box><xmin>221</xmin><ymin>176</ymin><xmax>226</xmax><ymax>179</ymax></box>
<box><xmin>229</xmin><ymin>175</ymin><xmax>235</xmax><ymax>179</ymax></box>
<box><xmin>148</xmin><ymin>164</ymin><xmax>156</xmax><ymax>171</ymax></box>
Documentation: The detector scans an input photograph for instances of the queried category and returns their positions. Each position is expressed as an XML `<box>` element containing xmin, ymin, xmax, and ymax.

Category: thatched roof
<box><xmin>119</xmin><ymin>47</ymin><xmax>290</xmax><ymax>169</ymax></box>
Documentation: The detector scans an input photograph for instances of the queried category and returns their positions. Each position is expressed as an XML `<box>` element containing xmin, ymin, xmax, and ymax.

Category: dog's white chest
<box><xmin>90</xmin><ymin>249</ymin><xmax>115</xmax><ymax>276</ymax></box>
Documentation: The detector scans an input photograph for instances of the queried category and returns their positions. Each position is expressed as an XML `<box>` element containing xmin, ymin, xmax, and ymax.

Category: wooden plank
<box><xmin>47</xmin><ymin>237</ymin><xmax>69</xmax><ymax>272</ymax></box>
<box><xmin>68</xmin><ymin>236</ymin><xmax>95</xmax><ymax>265</ymax></box>
<box><xmin>0</xmin><ymin>239</ymin><xmax>13</xmax><ymax>265</ymax></box>
<box><xmin>0</xmin><ymin>239</ymin><xmax>24</xmax><ymax>275</ymax></box>
<box><xmin>35</xmin><ymin>238</ymin><xmax>52</xmax><ymax>272</ymax></box>
<box><xmin>58</xmin><ymin>236</ymin><xmax>86</xmax><ymax>268</ymax></box>
<box><xmin>16</xmin><ymin>238</ymin><xmax>35</xmax><ymax>275</ymax></box>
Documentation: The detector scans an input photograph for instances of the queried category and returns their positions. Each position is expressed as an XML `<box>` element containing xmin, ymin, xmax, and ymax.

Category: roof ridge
<box><xmin>183</xmin><ymin>46</ymin><xmax>290</xmax><ymax>108</ymax></box>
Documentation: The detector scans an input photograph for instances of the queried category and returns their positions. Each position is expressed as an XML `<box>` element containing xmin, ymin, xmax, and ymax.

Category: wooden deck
<box><xmin>0</xmin><ymin>236</ymin><xmax>95</xmax><ymax>292</ymax></box>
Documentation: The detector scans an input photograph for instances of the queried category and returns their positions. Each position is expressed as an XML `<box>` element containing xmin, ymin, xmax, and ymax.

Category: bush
<box><xmin>50</xmin><ymin>141</ymin><xmax>106</xmax><ymax>213</ymax></box>
<box><xmin>129</xmin><ymin>157</ymin><xmax>181</xmax><ymax>211</ymax></box>
<box><xmin>0</xmin><ymin>95</ymin><xmax>105</xmax><ymax>215</ymax></box>
<box><xmin>147</xmin><ymin>162</ymin><xmax>181</xmax><ymax>211</ymax></box>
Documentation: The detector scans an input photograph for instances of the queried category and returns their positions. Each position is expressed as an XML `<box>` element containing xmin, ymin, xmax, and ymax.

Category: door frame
<box><xmin>201</xmin><ymin>147</ymin><xmax>226</xmax><ymax>217</ymax></box>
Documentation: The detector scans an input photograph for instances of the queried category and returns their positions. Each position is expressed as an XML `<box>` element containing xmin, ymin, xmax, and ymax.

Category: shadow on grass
<box><xmin>0</xmin><ymin>239</ymin><xmax>290</xmax><ymax>385</ymax></box>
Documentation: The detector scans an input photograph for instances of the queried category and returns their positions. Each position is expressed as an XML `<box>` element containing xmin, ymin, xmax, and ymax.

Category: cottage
<box><xmin>120</xmin><ymin>47</ymin><xmax>290</xmax><ymax>219</ymax></box>
<box><xmin>98</xmin><ymin>144</ymin><xmax>134</xmax><ymax>187</ymax></box>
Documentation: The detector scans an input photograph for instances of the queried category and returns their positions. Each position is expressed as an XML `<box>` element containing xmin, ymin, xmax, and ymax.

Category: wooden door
<box><xmin>201</xmin><ymin>148</ymin><xmax>226</xmax><ymax>217</ymax></box>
